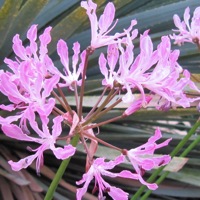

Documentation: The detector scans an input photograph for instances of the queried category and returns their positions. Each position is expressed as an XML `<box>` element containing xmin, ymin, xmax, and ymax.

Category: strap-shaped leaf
<box><xmin>33</xmin><ymin>1</ymin><xmax>79</xmax><ymax>28</ymax></box>
<box><xmin>48</xmin><ymin>0</ymin><xmax>106</xmax><ymax>55</ymax></box>
<box><xmin>0</xmin><ymin>0</ymin><xmax>49</xmax><ymax>61</ymax></box>
<box><xmin>0</xmin><ymin>0</ymin><xmax>22</xmax><ymax>49</ymax></box>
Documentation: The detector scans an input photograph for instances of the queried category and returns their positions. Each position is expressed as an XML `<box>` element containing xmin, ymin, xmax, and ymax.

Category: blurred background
<box><xmin>0</xmin><ymin>0</ymin><xmax>199</xmax><ymax>199</ymax></box>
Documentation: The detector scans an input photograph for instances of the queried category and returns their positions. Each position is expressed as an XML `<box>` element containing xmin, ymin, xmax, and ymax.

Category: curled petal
<box><xmin>118</xmin><ymin>170</ymin><xmax>158</xmax><ymax>190</ymax></box>
<box><xmin>39</xmin><ymin>27</ymin><xmax>52</xmax><ymax>58</ymax></box>
<box><xmin>12</xmin><ymin>35</ymin><xmax>27</xmax><ymax>60</ymax></box>
<box><xmin>8</xmin><ymin>154</ymin><xmax>37</xmax><ymax>171</ymax></box>
<box><xmin>99</xmin><ymin>2</ymin><xmax>115</xmax><ymax>34</ymax></box>
<box><xmin>52</xmin><ymin>144</ymin><xmax>76</xmax><ymax>160</ymax></box>
<box><xmin>2</xmin><ymin>124</ymin><xmax>33</xmax><ymax>141</ymax></box>
<box><xmin>124</xmin><ymin>96</ymin><xmax>152</xmax><ymax>116</ymax></box>
<box><xmin>27</xmin><ymin>24</ymin><xmax>38</xmax><ymax>55</ymax></box>
<box><xmin>52</xmin><ymin>116</ymin><xmax>63</xmax><ymax>138</ymax></box>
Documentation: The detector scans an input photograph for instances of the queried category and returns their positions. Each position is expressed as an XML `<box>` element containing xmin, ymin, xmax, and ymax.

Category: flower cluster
<box><xmin>170</xmin><ymin>6</ymin><xmax>200</xmax><ymax>48</ymax></box>
<box><xmin>0</xmin><ymin>0</ymin><xmax>199</xmax><ymax>199</ymax></box>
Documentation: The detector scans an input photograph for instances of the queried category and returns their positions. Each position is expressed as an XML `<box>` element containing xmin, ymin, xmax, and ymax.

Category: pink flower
<box><xmin>99</xmin><ymin>30</ymin><xmax>200</xmax><ymax>107</ymax></box>
<box><xmin>99</xmin><ymin>35</ymin><xmax>136</xmax><ymax>103</ymax></box>
<box><xmin>1</xmin><ymin>116</ymin><xmax>76</xmax><ymax>173</ymax></box>
<box><xmin>99</xmin><ymin>44</ymin><xmax>120</xmax><ymax>88</ymax></box>
<box><xmin>81</xmin><ymin>0</ymin><xmax>137</xmax><ymax>49</ymax></box>
<box><xmin>138</xmin><ymin>35</ymin><xmax>200</xmax><ymax>108</ymax></box>
<box><xmin>76</xmin><ymin>156</ymin><xmax>129</xmax><ymax>200</ymax></box>
<box><xmin>123</xmin><ymin>96</ymin><xmax>152</xmax><ymax>116</ymax></box>
<box><xmin>6</xmin><ymin>24</ymin><xmax>58</xmax><ymax>77</ymax></box>
<box><xmin>76</xmin><ymin>153</ymin><xmax>165</xmax><ymax>199</ymax></box>
<box><xmin>126</xmin><ymin>128</ymin><xmax>171</xmax><ymax>189</ymax></box>
<box><xmin>57</xmin><ymin>40</ymin><xmax>86</xmax><ymax>89</ymax></box>
<box><xmin>0</xmin><ymin>25</ymin><xmax>60</xmax><ymax>124</ymax></box>
<box><xmin>170</xmin><ymin>6</ymin><xmax>200</xmax><ymax>46</ymax></box>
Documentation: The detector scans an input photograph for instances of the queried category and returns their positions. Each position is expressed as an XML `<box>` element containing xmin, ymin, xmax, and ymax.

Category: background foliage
<box><xmin>0</xmin><ymin>0</ymin><xmax>199</xmax><ymax>199</ymax></box>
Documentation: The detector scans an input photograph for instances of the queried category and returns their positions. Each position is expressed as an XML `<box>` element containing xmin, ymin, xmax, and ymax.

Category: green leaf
<box><xmin>0</xmin><ymin>0</ymin><xmax>23</xmax><ymax>49</ymax></box>
<box><xmin>0</xmin><ymin>0</ymin><xmax>49</xmax><ymax>61</ymax></box>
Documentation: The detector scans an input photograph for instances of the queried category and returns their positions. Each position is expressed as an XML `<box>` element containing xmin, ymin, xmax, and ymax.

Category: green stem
<box><xmin>131</xmin><ymin>118</ymin><xmax>200</xmax><ymax>200</ymax></box>
<box><xmin>44</xmin><ymin>134</ymin><xmax>80</xmax><ymax>200</ymax></box>
<box><xmin>141</xmin><ymin>118</ymin><xmax>200</xmax><ymax>200</ymax></box>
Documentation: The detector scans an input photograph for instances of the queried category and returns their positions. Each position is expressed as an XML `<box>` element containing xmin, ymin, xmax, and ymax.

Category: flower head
<box><xmin>76</xmin><ymin>156</ymin><xmax>129</xmax><ymax>200</ymax></box>
<box><xmin>1</xmin><ymin>116</ymin><xmax>76</xmax><ymax>173</ymax></box>
<box><xmin>99</xmin><ymin>30</ymin><xmax>200</xmax><ymax>107</ymax></box>
<box><xmin>57</xmin><ymin>40</ymin><xmax>86</xmax><ymax>89</ymax></box>
<box><xmin>81</xmin><ymin>0</ymin><xmax>137</xmax><ymax>49</ymax></box>
<box><xmin>0</xmin><ymin>25</ymin><xmax>60</xmax><ymax>125</ymax></box>
<box><xmin>170</xmin><ymin>6</ymin><xmax>200</xmax><ymax>47</ymax></box>
<box><xmin>126</xmin><ymin>128</ymin><xmax>171</xmax><ymax>189</ymax></box>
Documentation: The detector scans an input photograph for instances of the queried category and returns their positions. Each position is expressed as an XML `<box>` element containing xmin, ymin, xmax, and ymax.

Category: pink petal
<box><xmin>124</xmin><ymin>96</ymin><xmax>152</xmax><ymax>116</ymax></box>
<box><xmin>76</xmin><ymin>171</ymin><xmax>94</xmax><ymax>200</ymax></box>
<box><xmin>148</xmin><ymin>128</ymin><xmax>162</xmax><ymax>143</ymax></box>
<box><xmin>42</xmin><ymin>74</ymin><xmax>60</xmax><ymax>98</ymax></box>
<box><xmin>0</xmin><ymin>104</ymin><xmax>16</xmax><ymax>111</ymax></box>
<box><xmin>84</xmin><ymin>128</ymin><xmax>98</xmax><ymax>171</ymax></box>
<box><xmin>36</xmin><ymin>98</ymin><xmax>55</xmax><ymax>119</ymax></box>
<box><xmin>1</xmin><ymin>73</ymin><xmax>27</xmax><ymax>103</ymax></box>
<box><xmin>52</xmin><ymin>144</ymin><xmax>76</xmax><ymax>160</ymax></box>
<box><xmin>102</xmin><ymin>155</ymin><xmax>124</xmax><ymax>170</ymax></box>
<box><xmin>99</xmin><ymin>53</ymin><xmax>108</xmax><ymax>77</ymax></box>
<box><xmin>27</xmin><ymin>24</ymin><xmax>38</xmax><ymax>55</ymax></box>
<box><xmin>78</xmin><ymin>50</ymin><xmax>86</xmax><ymax>76</ymax></box>
<box><xmin>39</xmin><ymin>26</ymin><xmax>52</xmax><ymax>58</ymax></box>
<box><xmin>173</xmin><ymin>14</ymin><xmax>182</xmax><ymax>29</ymax></box>
<box><xmin>4</xmin><ymin>58</ymin><xmax>19</xmax><ymax>73</ymax></box>
<box><xmin>99</xmin><ymin>2</ymin><xmax>115</xmax><ymax>33</ymax></box>
<box><xmin>69</xmin><ymin>111</ymin><xmax>79</xmax><ymax>136</ymax></box>
<box><xmin>107</xmin><ymin>44</ymin><xmax>119</xmax><ymax>72</ymax></box>
<box><xmin>8</xmin><ymin>154</ymin><xmax>37</xmax><ymax>171</ymax></box>
<box><xmin>72</xmin><ymin>42</ymin><xmax>80</xmax><ymax>70</ymax></box>
<box><xmin>183</xmin><ymin>7</ymin><xmax>190</xmax><ymax>29</ymax></box>
<box><xmin>0</xmin><ymin>114</ymin><xmax>23</xmax><ymax>124</ymax></box>
<box><xmin>57</xmin><ymin>39</ymin><xmax>69</xmax><ymax>73</ymax></box>
<box><xmin>52</xmin><ymin>116</ymin><xmax>63</xmax><ymax>138</ymax></box>
<box><xmin>27</xmin><ymin>24</ymin><xmax>37</xmax><ymax>41</ymax></box>
<box><xmin>108</xmin><ymin>186</ymin><xmax>129</xmax><ymax>200</ymax></box>
<box><xmin>138</xmin><ymin>175</ymin><xmax>158</xmax><ymax>190</ymax></box>
<box><xmin>12</xmin><ymin>34</ymin><xmax>27</xmax><ymax>60</ymax></box>
<box><xmin>2</xmin><ymin>124</ymin><xmax>33</xmax><ymax>141</ymax></box>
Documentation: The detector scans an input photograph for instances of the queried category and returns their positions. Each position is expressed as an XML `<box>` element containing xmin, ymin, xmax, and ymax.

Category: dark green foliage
<box><xmin>0</xmin><ymin>0</ymin><xmax>199</xmax><ymax>199</ymax></box>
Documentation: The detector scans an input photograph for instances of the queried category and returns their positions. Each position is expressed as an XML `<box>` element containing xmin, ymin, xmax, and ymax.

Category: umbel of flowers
<box><xmin>0</xmin><ymin>0</ymin><xmax>199</xmax><ymax>199</ymax></box>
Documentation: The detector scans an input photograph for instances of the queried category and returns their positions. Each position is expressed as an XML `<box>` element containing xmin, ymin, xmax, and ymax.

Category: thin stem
<box><xmin>57</xmin><ymin>84</ymin><xmax>73</xmax><ymax>115</ymax></box>
<box><xmin>83</xmin><ymin>131</ymin><xmax>122</xmax><ymax>152</ymax></box>
<box><xmin>90</xmin><ymin>97</ymin><xmax>122</xmax><ymax>122</ymax></box>
<box><xmin>80</xmin><ymin>134</ymin><xmax>92</xmax><ymax>161</ymax></box>
<box><xmin>78</xmin><ymin>48</ymin><xmax>92</xmax><ymax>120</ymax></box>
<box><xmin>53</xmin><ymin>106</ymin><xmax>65</xmax><ymax>115</ymax></box>
<box><xmin>131</xmin><ymin>118</ymin><xmax>200</xmax><ymax>200</ymax></box>
<box><xmin>140</xmin><ymin>118</ymin><xmax>200</xmax><ymax>200</ymax></box>
<box><xmin>73</xmin><ymin>82</ymin><xmax>80</xmax><ymax>114</ymax></box>
<box><xmin>82</xmin><ymin>87</ymin><xmax>115</xmax><ymax>126</ymax></box>
<box><xmin>84</xmin><ymin>87</ymin><xmax>108</xmax><ymax>120</ymax></box>
<box><xmin>51</xmin><ymin>90</ymin><xmax>69</xmax><ymax>112</ymax></box>
<box><xmin>83</xmin><ymin>115</ymin><xmax>123</xmax><ymax>131</ymax></box>
<box><xmin>44</xmin><ymin>134</ymin><xmax>79</xmax><ymax>200</ymax></box>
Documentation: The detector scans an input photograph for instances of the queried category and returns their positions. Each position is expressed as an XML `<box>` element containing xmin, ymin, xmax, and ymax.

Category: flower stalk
<box><xmin>44</xmin><ymin>134</ymin><xmax>80</xmax><ymax>200</ymax></box>
<box><xmin>0</xmin><ymin>1</ymin><xmax>199</xmax><ymax>199</ymax></box>
<box><xmin>131</xmin><ymin>118</ymin><xmax>200</xmax><ymax>200</ymax></box>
